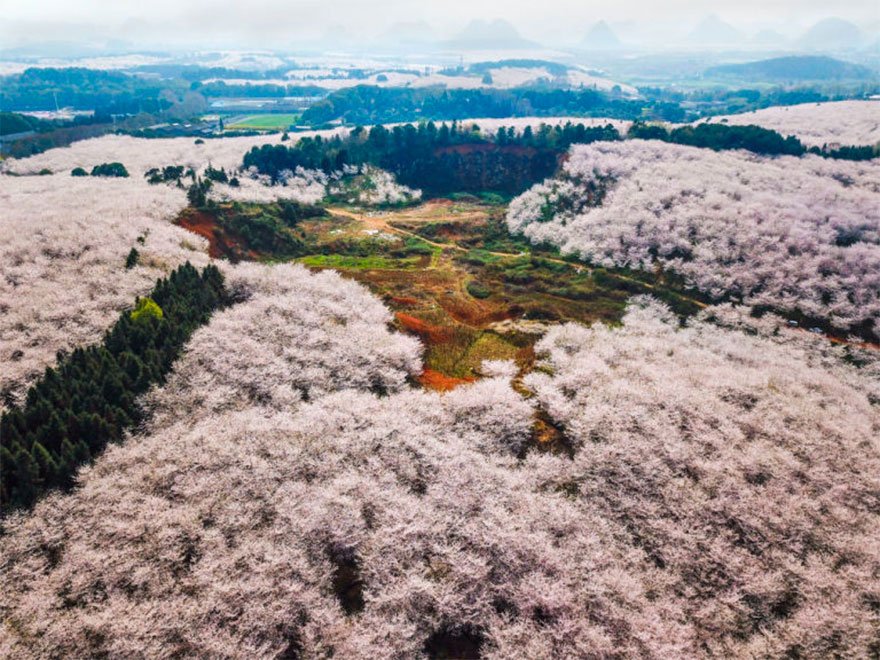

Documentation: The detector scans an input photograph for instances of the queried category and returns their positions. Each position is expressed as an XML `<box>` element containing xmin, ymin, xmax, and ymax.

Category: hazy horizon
<box><xmin>1</xmin><ymin>0</ymin><xmax>878</xmax><ymax>52</ymax></box>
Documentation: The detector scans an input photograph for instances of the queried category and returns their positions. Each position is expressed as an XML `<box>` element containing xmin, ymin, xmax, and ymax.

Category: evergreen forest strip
<box><xmin>0</xmin><ymin>263</ymin><xmax>228</xmax><ymax>512</ymax></box>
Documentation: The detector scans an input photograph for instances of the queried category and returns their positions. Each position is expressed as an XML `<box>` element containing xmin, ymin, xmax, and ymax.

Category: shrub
<box><xmin>130</xmin><ymin>296</ymin><xmax>163</xmax><ymax>323</ymax></box>
<box><xmin>124</xmin><ymin>247</ymin><xmax>139</xmax><ymax>270</ymax></box>
<box><xmin>467</xmin><ymin>280</ymin><xmax>492</xmax><ymax>299</ymax></box>
<box><xmin>90</xmin><ymin>162</ymin><xmax>129</xmax><ymax>177</ymax></box>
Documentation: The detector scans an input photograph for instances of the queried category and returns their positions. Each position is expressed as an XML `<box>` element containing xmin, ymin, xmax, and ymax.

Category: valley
<box><xmin>176</xmin><ymin>198</ymin><xmax>706</xmax><ymax>392</ymax></box>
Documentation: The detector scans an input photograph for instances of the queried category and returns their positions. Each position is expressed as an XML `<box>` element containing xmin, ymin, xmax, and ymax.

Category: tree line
<box><xmin>628</xmin><ymin>122</ymin><xmax>877</xmax><ymax>160</ymax></box>
<box><xmin>0</xmin><ymin>263</ymin><xmax>228</xmax><ymax>512</ymax></box>
<box><xmin>300</xmin><ymin>85</ymin><xmax>686</xmax><ymax>126</ymax></box>
<box><xmin>243</xmin><ymin>120</ymin><xmax>621</xmax><ymax>195</ymax></box>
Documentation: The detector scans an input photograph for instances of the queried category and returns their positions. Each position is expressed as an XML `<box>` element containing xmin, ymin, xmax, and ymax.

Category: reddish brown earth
<box><xmin>175</xmin><ymin>208</ymin><xmax>255</xmax><ymax>260</ymax></box>
<box><xmin>418</xmin><ymin>368</ymin><xmax>476</xmax><ymax>392</ymax></box>
<box><xmin>395</xmin><ymin>312</ymin><xmax>454</xmax><ymax>344</ymax></box>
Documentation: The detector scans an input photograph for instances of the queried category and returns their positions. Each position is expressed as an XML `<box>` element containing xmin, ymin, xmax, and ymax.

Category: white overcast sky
<box><xmin>1</xmin><ymin>0</ymin><xmax>877</xmax><ymax>48</ymax></box>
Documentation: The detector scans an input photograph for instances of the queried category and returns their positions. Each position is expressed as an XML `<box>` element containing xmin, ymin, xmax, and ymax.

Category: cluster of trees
<box><xmin>0</xmin><ymin>68</ymin><xmax>176</xmax><ymax>114</ymax></box>
<box><xmin>190</xmin><ymin>80</ymin><xmax>326</xmax><ymax>99</ymax></box>
<box><xmin>131</xmin><ymin>64</ymin><xmax>296</xmax><ymax>82</ymax></box>
<box><xmin>704</xmin><ymin>100</ymin><xmax>880</xmax><ymax>149</ymax></box>
<box><xmin>629</xmin><ymin>121</ymin><xmax>876</xmax><ymax>160</ymax></box>
<box><xmin>243</xmin><ymin>120</ymin><xmax>621</xmax><ymax>195</ymax></box>
<box><xmin>640</xmin><ymin>84</ymin><xmax>867</xmax><ymax>117</ymax></box>
<box><xmin>215</xmin><ymin>201</ymin><xmax>326</xmax><ymax>256</ymax></box>
<box><xmin>705</xmin><ymin>56</ymin><xmax>875</xmax><ymax>83</ymax></box>
<box><xmin>0</xmin><ymin>263</ymin><xmax>227</xmax><ymax>511</ymax></box>
<box><xmin>145</xmin><ymin>164</ymin><xmax>189</xmax><ymax>184</ymax></box>
<box><xmin>2</xmin><ymin>272</ymin><xmax>878</xmax><ymax>656</ymax></box>
<box><xmin>72</xmin><ymin>161</ymin><xmax>130</xmax><ymax>177</ymax></box>
<box><xmin>628</xmin><ymin>121</ymin><xmax>806</xmax><ymax>156</ymax></box>
<box><xmin>0</xmin><ymin>111</ymin><xmax>46</xmax><ymax>136</ymax></box>
<box><xmin>300</xmin><ymin>85</ymin><xmax>686</xmax><ymax>126</ymax></box>
<box><xmin>506</xmin><ymin>139</ymin><xmax>880</xmax><ymax>338</ymax></box>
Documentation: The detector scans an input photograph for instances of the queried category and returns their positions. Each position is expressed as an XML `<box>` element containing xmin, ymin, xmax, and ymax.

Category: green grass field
<box><xmin>296</xmin><ymin>254</ymin><xmax>422</xmax><ymax>270</ymax></box>
<box><xmin>225</xmin><ymin>114</ymin><xmax>299</xmax><ymax>131</ymax></box>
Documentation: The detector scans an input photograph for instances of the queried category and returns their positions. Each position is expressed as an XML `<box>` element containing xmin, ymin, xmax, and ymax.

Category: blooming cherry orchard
<box><xmin>2</xmin><ymin>287</ymin><xmax>878</xmax><ymax>657</ymax></box>
<box><xmin>700</xmin><ymin>100</ymin><xmax>880</xmax><ymax>148</ymax></box>
<box><xmin>0</xmin><ymin>174</ymin><xmax>208</xmax><ymax>406</ymax></box>
<box><xmin>0</xmin><ymin>131</ymin><xmax>341</xmax><ymax>176</ymax></box>
<box><xmin>507</xmin><ymin>140</ymin><xmax>880</xmax><ymax>335</ymax></box>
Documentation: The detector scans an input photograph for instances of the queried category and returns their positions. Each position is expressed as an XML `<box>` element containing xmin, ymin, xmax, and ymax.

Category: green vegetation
<box><xmin>146</xmin><ymin>165</ymin><xmax>189</xmax><ymax>185</ymax></box>
<box><xmin>125</xmin><ymin>247</ymin><xmax>140</xmax><ymax>269</ymax></box>
<box><xmin>299</xmin><ymin>85</ymin><xmax>685</xmax><ymax>126</ymax></box>
<box><xmin>71</xmin><ymin>167</ymin><xmax>88</xmax><ymax>177</ymax></box>
<box><xmin>628</xmin><ymin>120</ymin><xmax>877</xmax><ymax>160</ymax></box>
<box><xmin>192</xmin><ymin>81</ymin><xmax>325</xmax><ymax>98</ymax></box>
<box><xmin>130</xmin><ymin>296</ymin><xmax>163</xmax><ymax>322</ymax></box>
<box><xmin>298</xmin><ymin>254</ymin><xmax>421</xmax><ymax>269</ymax></box>
<box><xmin>243</xmin><ymin>120</ymin><xmax>620</xmax><ymax>195</ymax></box>
<box><xmin>0</xmin><ymin>112</ymin><xmax>44</xmax><ymax>135</ymax></box>
<box><xmin>466</xmin><ymin>280</ymin><xmax>492</xmax><ymax>299</ymax></box>
<box><xmin>226</xmin><ymin>114</ymin><xmax>299</xmax><ymax>131</ymax></box>
<box><xmin>0</xmin><ymin>67</ymin><xmax>175</xmax><ymax>113</ymax></box>
<box><xmin>90</xmin><ymin>162</ymin><xmax>130</xmax><ymax>177</ymax></box>
<box><xmin>628</xmin><ymin>121</ymin><xmax>805</xmax><ymax>156</ymax></box>
<box><xmin>0</xmin><ymin>263</ymin><xmax>228</xmax><ymax>512</ymax></box>
<box><xmin>705</xmin><ymin>56</ymin><xmax>876</xmax><ymax>82</ymax></box>
<box><xmin>180</xmin><ymin>200</ymin><xmax>330</xmax><ymax>261</ymax></box>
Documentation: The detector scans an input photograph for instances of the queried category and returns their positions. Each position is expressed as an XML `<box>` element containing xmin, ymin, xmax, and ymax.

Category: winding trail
<box><xmin>327</xmin><ymin>206</ymin><xmax>880</xmax><ymax>351</ymax></box>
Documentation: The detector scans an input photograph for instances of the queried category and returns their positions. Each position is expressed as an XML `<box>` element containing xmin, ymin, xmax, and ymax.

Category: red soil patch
<box><xmin>396</xmin><ymin>312</ymin><xmax>454</xmax><ymax>344</ymax></box>
<box><xmin>438</xmin><ymin>295</ymin><xmax>511</xmax><ymax>327</ymax></box>
<box><xmin>176</xmin><ymin>209</ymin><xmax>254</xmax><ymax>260</ymax></box>
<box><xmin>418</xmin><ymin>368</ymin><xmax>475</xmax><ymax>392</ymax></box>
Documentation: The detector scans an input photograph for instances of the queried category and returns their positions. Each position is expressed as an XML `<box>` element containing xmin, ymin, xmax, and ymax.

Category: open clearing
<box><xmin>225</xmin><ymin>114</ymin><xmax>299</xmax><ymax>131</ymax></box>
<box><xmin>176</xmin><ymin>199</ymin><xmax>706</xmax><ymax>392</ymax></box>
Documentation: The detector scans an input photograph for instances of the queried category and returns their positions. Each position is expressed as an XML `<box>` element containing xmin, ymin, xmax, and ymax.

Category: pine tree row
<box><xmin>0</xmin><ymin>263</ymin><xmax>228</xmax><ymax>512</ymax></box>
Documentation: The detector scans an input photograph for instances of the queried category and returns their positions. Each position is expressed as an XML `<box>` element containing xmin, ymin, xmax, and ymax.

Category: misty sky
<box><xmin>1</xmin><ymin>0</ymin><xmax>877</xmax><ymax>49</ymax></box>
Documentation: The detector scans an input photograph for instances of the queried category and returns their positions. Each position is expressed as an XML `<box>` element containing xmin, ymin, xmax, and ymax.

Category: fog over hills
<box><xmin>1</xmin><ymin>1</ymin><xmax>878</xmax><ymax>54</ymax></box>
<box><xmin>444</xmin><ymin>19</ymin><xmax>540</xmax><ymax>50</ymax></box>
<box><xmin>687</xmin><ymin>14</ymin><xmax>744</xmax><ymax>46</ymax></box>
<box><xmin>582</xmin><ymin>21</ymin><xmax>623</xmax><ymax>51</ymax></box>
<box><xmin>796</xmin><ymin>18</ymin><xmax>867</xmax><ymax>50</ymax></box>
<box><xmin>706</xmin><ymin>55</ymin><xmax>878</xmax><ymax>81</ymax></box>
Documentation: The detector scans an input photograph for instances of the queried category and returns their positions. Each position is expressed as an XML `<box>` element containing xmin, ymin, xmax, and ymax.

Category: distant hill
<box><xmin>706</xmin><ymin>55</ymin><xmax>876</xmax><ymax>81</ymax></box>
<box><xmin>751</xmin><ymin>29</ymin><xmax>787</xmax><ymax>48</ymax></box>
<box><xmin>797</xmin><ymin>18</ymin><xmax>863</xmax><ymax>51</ymax></box>
<box><xmin>583</xmin><ymin>21</ymin><xmax>622</xmax><ymax>50</ymax></box>
<box><xmin>383</xmin><ymin>21</ymin><xmax>436</xmax><ymax>45</ymax></box>
<box><xmin>468</xmin><ymin>59</ymin><xmax>570</xmax><ymax>77</ymax></box>
<box><xmin>445</xmin><ymin>19</ymin><xmax>539</xmax><ymax>50</ymax></box>
<box><xmin>688</xmin><ymin>15</ymin><xmax>743</xmax><ymax>46</ymax></box>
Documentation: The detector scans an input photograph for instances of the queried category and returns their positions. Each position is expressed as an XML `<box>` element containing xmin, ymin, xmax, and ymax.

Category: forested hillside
<box><xmin>244</xmin><ymin>121</ymin><xmax>620</xmax><ymax>194</ymax></box>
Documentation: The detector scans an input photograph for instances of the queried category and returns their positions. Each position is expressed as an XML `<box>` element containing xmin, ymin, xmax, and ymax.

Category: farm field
<box><xmin>224</xmin><ymin>113</ymin><xmax>299</xmax><ymax>131</ymax></box>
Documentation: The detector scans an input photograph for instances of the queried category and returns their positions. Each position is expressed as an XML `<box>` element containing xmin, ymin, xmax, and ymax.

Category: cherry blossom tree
<box><xmin>700</xmin><ymin>100</ymin><xmax>880</xmax><ymax>148</ymax></box>
<box><xmin>507</xmin><ymin>139</ymin><xmax>880</xmax><ymax>335</ymax></box>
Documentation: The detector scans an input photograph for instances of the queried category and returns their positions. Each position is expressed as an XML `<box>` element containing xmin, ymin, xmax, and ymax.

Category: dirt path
<box><xmin>328</xmin><ymin>206</ymin><xmax>707</xmax><ymax>309</ymax></box>
<box><xmin>327</xmin><ymin>207</ymin><xmax>877</xmax><ymax>351</ymax></box>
